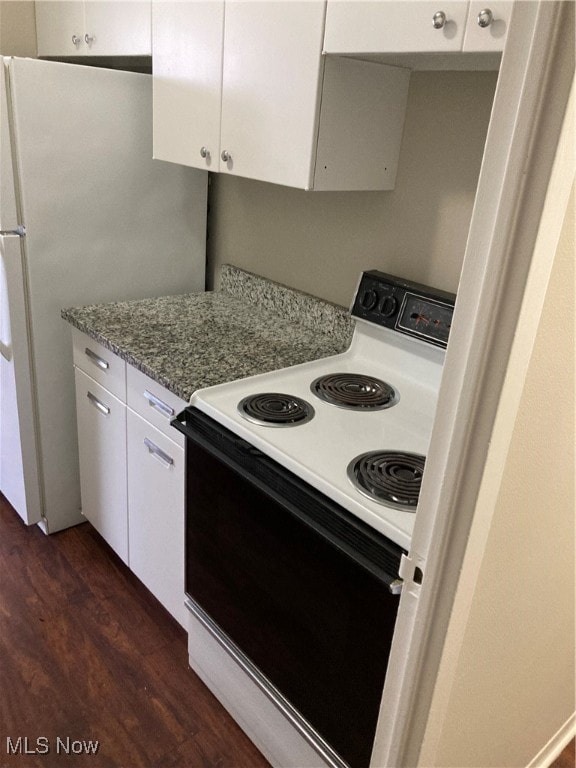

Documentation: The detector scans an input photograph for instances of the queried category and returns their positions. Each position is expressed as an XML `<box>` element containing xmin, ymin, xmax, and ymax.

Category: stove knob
<box><xmin>360</xmin><ymin>289</ymin><xmax>379</xmax><ymax>311</ymax></box>
<box><xmin>379</xmin><ymin>295</ymin><xmax>398</xmax><ymax>318</ymax></box>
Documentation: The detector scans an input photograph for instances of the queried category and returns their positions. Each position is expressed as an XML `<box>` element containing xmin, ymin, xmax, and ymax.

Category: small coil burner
<box><xmin>347</xmin><ymin>451</ymin><xmax>426</xmax><ymax>510</ymax></box>
<box><xmin>311</xmin><ymin>373</ymin><xmax>397</xmax><ymax>410</ymax></box>
<box><xmin>238</xmin><ymin>393</ymin><xmax>314</xmax><ymax>427</ymax></box>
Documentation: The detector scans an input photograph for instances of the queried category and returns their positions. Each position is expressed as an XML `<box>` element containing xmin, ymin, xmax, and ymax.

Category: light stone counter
<box><xmin>62</xmin><ymin>265</ymin><xmax>354</xmax><ymax>402</ymax></box>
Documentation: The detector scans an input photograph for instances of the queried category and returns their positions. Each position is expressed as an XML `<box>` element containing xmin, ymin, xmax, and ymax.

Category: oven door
<box><xmin>173</xmin><ymin>407</ymin><xmax>404</xmax><ymax>768</ymax></box>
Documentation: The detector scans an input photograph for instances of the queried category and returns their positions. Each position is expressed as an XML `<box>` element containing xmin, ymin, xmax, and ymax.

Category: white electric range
<box><xmin>175</xmin><ymin>270</ymin><xmax>456</xmax><ymax>768</ymax></box>
<box><xmin>189</xmin><ymin>270</ymin><xmax>455</xmax><ymax>551</ymax></box>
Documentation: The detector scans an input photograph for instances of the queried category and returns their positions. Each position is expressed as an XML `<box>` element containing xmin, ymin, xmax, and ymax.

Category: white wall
<box><xmin>208</xmin><ymin>70</ymin><xmax>498</xmax><ymax>306</ymax></box>
<box><xmin>429</xmin><ymin>179</ymin><xmax>575</xmax><ymax>767</ymax></box>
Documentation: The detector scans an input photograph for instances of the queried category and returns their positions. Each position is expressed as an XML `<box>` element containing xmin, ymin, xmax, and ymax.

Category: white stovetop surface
<box><xmin>190</xmin><ymin>323</ymin><xmax>445</xmax><ymax>551</ymax></box>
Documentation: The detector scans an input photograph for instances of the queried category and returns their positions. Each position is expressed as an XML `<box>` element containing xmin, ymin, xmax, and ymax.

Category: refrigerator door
<box><xmin>0</xmin><ymin>59</ymin><xmax>40</xmax><ymax>522</ymax></box>
<box><xmin>0</xmin><ymin>233</ymin><xmax>42</xmax><ymax>524</ymax></box>
<box><xmin>5</xmin><ymin>57</ymin><xmax>207</xmax><ymax>532</ymax></box>
<box><xmin>0</xmin><ymin>58</ymin><xmax>20</xmax><ymax>233</ymax></box>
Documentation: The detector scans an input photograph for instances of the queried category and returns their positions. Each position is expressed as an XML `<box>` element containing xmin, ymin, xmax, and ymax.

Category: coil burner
<box><xmin>238</xmin><ymin>393</ymin><xmax>315</xmax><ymax>427</ymax></box>
<box><xmin>311</xmin><ymin>373</ymin><xmax>397</xmax><ymax>410</ymax></box>
<box><xmin>348</xmin><ymin>451</ymin><xmax>426</xmax><ymax>510</ymax></box>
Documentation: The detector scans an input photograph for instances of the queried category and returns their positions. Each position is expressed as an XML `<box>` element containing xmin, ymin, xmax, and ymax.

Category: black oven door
<box><xmin>173</xmin><ymin>407</ymin><xmax>405</xmax><ymax>768</ymax></box>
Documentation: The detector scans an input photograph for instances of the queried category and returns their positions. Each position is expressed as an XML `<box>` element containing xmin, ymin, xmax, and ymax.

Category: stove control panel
<box><xmin>351</xmin><ymin>270</ymin><xmax>456</xmax><ymax>348</ymax></box>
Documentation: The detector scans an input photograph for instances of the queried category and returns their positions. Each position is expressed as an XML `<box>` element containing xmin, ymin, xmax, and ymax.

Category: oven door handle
<box><xmin>171</xmin><ymin>411</ymin><xmax>189</xmax><ymax>437</ymax></box>
<box><xmin>172</xmin><ymin>409</ymin><xmax>258</xmax><ymax>452</ymax></box>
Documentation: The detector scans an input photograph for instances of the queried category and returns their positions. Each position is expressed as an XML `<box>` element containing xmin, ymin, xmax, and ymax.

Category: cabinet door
<box><xmin>75</xmin><ymin>368</ymin><xmax>128</xmax><ymax>563</ymax></box>
<box><xmin>35</xmin><ymin>2</ymin><xmax>85</xmax><ymax>57</ymax></box>
<box><xmin>462</xmin><ymin>2</ymin><xmax>511</xmax><ymax>52</ymax></box>
<box><xmin>84</xmin><ymin>1</ymin><xmax>151</xmax><ymax>56</ymax></box>
<box><xmin>127</xmin><ymin>410</ymin><xmax>185</xmax><ymax>627</ymax></box>
<box><xmin>0</xmin><ymin>235</ymin><xmax>42</xmax><ymax>526</ymax></box>
<box><xmin>324</xmin><ymin>1</ymin><xmax>469</xmax><ymax>54</ymax></box>
<box><xmin>313</xmin><ymin>58</ymin><xmax>410</xmax><ymax>191</ymax></box>
<box><xmin>219</xmin><ymin>0</ymin><xmax>326</xmax><ymax>188</ymax></box>
<box><xmin>152</xmin><ymin>1</ymin><xmax>224</xmax><ymax>168</ymax></box>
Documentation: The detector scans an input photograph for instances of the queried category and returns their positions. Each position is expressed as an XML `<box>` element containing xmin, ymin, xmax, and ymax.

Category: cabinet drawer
<box><xmin>127</xmin><ymin>410</ymin><xmax>185</xmax><ymax>626</ymax></box>
<box><xmin>126</xmin><ymin>365</ymin><xmax>186</xmax><ymax>446</ymax></box>
<box><xmin>72</xmin><ymin>329</ymin><xmax>126</xmax><ymax>400</ymax></box>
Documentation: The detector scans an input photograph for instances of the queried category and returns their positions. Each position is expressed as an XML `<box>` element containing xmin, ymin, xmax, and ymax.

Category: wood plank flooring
<box><xmin>551</xmin><ymin>738</ymin><xmax>575</xmax><ymax>768</ymax></box>
<box><xmin>0</xmin><ymin>494</ymin><xmax>269</xmax><ymax>768</ymax></box>
<box><xmin>0</xmin><ymin>494</ymin><xmax>574</xmax><ymax>768</ymax></box>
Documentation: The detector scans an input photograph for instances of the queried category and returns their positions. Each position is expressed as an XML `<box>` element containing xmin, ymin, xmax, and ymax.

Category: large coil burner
<box><xmin>238</xmin><ymin>393</ymin><xmax>314</xmax><ymax>427</ymax></box>
<box><xmin>348</xmin><ymin>450</ymin><xmax>426</xmax><ymax>510</ymax></box>
<box><xmin>311</xmin><ymin>372</ymin><xmax>397</xmax><ymax>410</ymax></box>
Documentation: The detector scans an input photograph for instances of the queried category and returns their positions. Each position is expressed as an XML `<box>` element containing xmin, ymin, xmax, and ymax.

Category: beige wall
<box><xmin>0</xmin><ymin>1</ymin><xmax>36</xmax><ymax>57</ymax></box>
<box><xmin>208</xmin><ymin>70</ymin><xmax>498</xmax><ymax>306</ymax></box>
<box><xmin>433</xmin><ymin>183</ymin><xmax>575</xmax><ymax>767</ymax></box>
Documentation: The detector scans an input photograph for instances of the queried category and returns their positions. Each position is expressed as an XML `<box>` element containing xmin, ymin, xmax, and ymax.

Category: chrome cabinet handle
<box><xmin>144</xmin><ymin>437</ymin><xmax>174</xmax><ymax>468</ymax></box>
<box><xmin>87</xmin><ymin>391</ymin><xmax>110</xmax><ymax>416</ymax></box>
<box><xmin>432</xmin><ymin>10</ymin><xmax>447</xmax><ymax>29</ymax></box>
<box><xmin>221</xmin><ymin>150</ymin><xmax>231</xmax><ymax>162</ymax></box>
<box><xmin>71</xmin><ymin>34</ymin><xmax>81</xmax><ymax>46</ymax></box>
<box><xmin>477</xmin><ymin>8</ymin><xmax>494</xmax><ymax>27</ymax></box>
<box><xmin>85</xmin><ymin>347</ymin><xmax>109</xmax><ymax>370</ymax></box>
<box><xmin>84</xmin><ymin>33</ymin><xmax>94</xmax><ymax>45</ymax></box>
<box><xmin>0</xmin><ymin>225</ymin><xmax>26</xmax><ymax>236</ymax></box>
<box><xmin>200</xmin><ymin>146</ymin><xmax>210</xmax><ymax>159</ymax></box>
<box><xmin>143</xmin><ymin>389</ymin><xmax>174</xmax><ymax>419</ymax></box>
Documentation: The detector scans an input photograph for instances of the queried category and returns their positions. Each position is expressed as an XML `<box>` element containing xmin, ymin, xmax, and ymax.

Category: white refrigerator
<box><xmin>0</xmin><ymin>57</ymin><xmax>207</xmax><ymax>533</ymax></box>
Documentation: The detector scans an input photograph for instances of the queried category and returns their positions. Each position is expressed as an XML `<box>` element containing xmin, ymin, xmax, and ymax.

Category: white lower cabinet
<box><xmin>127</xmin><ymin>410</ymin><xmax>185</xmax><ymax>627</ymax></box>
<box><xmin>74</xmin><ymin>367</ymin><xmax>128</xmax><ymax>563</ymax></box>
<box><xmin>72</xmin><ymin>331</ymin><xmax>187</xmax><ymax>627</ymax></box>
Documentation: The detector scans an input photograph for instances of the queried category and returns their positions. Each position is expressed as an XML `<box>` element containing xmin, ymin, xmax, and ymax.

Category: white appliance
<box><xmin>174</xmin><ymin>271</ymin><xmax>455</xmax><ymax>767</ymax></box>
<box><xmin>0</xmin><ymin>57</ymin><xmax>207</xmax><ymax>533</ymax></box>
<box><xmin>190</xmin><ymin>271</ymin><xmax>454</xmax><ymax>551</ymax></box>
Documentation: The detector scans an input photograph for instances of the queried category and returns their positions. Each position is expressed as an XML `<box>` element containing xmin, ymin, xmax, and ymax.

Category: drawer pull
<box><xmin>85</xmin><ymin>347</ymin><xmax>109</xmax><ymax>370</ymax></box>
<box><xmin>87</xmin><ymin>391</ymin><xmax>110</xmax><ymax>416</ymax></box>
<box><xmin>144</xmin><ymin>437</ymin><xmax>174</xmax><ymax>468</ymax></box>
<box><xmin>143</xmin><ymin>389</ymin><xmax>174</xmax><ymax>418</ymax></box>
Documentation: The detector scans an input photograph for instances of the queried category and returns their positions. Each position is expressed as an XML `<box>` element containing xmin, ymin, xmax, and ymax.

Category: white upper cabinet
<box><xmin>153</xmin><ymin>0</ymin><xmax>410</xmax><ymax>191</ymax></box>
<box><xmin>36</xmin><ymin>2</ymin><xmax>151</xmax><ymax>57</ymax></box>
<box><xmin>324</xmin><ymin>2</ymin><xmax>469</xmax><ymax>54</ymax></box>
<box><xmin>35</xmin><ymin>2</ymin><xmax>85</xmax><ymax>57</ymax></box>
<box><xmin>217</xmin><ymin>1</ymin><xmax>327</xmax><ymax>189</ymax></box>
<box><xmin>462</xmin><ymin>2</ymin><xmax>512</xmax><ymax>52</ymax></box>
<box><xmin>152</xmin><ymin>1</ymin><xmax>224</xmax><ymax>170</ymax></box>
<box><xmin>323</xmin><ymin>1</ymin><xmax>510</xmax><ymax>56</ymax></box>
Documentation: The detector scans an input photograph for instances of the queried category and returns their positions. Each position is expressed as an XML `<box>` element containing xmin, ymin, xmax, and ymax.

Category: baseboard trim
<box><xmin>526</xmin><ymin>713</ymin><xmax>575</xmax><ymax>768</ymax></box>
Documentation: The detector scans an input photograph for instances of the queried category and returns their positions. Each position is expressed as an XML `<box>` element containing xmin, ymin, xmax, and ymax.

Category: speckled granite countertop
<box><xmin>62</xmin><ymin>265</ymin><xmax>355</xmax><ymax>402</ymax></box>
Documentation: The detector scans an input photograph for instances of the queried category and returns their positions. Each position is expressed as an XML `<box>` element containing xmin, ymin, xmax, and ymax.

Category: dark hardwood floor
<box><xmin>0</xmin><ymin>494</ymin><xmax>269</xmax><ymax>768</ymax></box>
<box><xmin>551</xmin><ymin>739</ymin><xmax>575</xmax><ymax>768</ymax></box>
<box><xmin>1</xmin><ymin>494</ymin><xmax>574</xmax><ymax>768</ymax></box>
